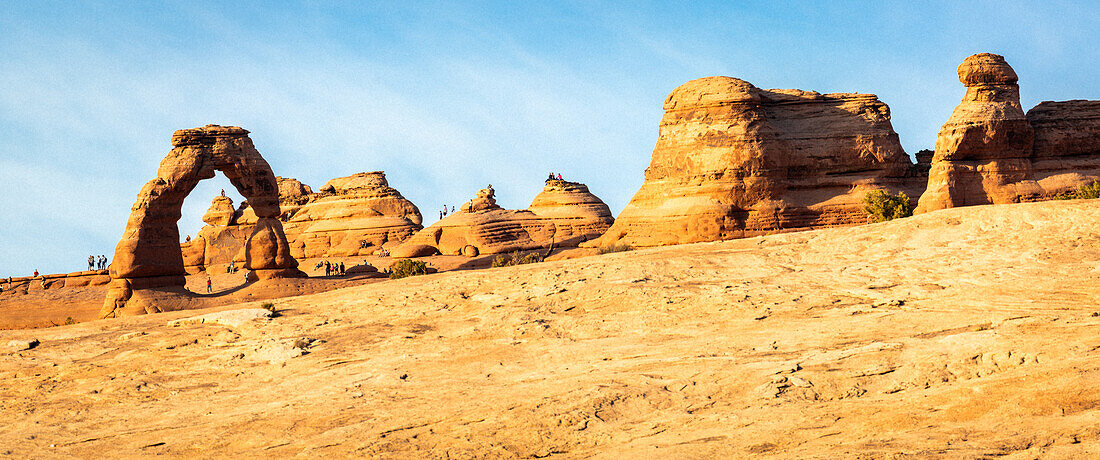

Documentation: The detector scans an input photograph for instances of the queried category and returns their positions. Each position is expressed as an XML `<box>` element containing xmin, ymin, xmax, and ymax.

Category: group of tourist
<box><xmin>439</xmin><ymin>204</ymin><xmax>455</xmax><ymax>220</ymax></box>
<box><xmin>87</xmin><ymin>255</ymin><xmax>108</xmax><ymax>270</ymax></box>
<box><xmin>547</xmin><ymin>172</ymin><xmax>564</xmax><ymax>182</ymax></box>
<box><xmin>319</xmin><ymin>260</ymin><xmax>345</xmax><ymax>276</ymax></box>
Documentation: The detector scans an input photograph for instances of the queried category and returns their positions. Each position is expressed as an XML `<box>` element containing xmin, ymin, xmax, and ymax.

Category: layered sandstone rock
<box><xmin>201</xmin><ymin>194</ymin><xmax>236</xmax><ymax>226</ymax></box>
<box><xmin>282</xmin><ymin>172</ymin><xmax>423</xmax><ymax>258</ymax></box>
<box><xmin>188</xmin><ymin>171</ymin><xmax>423</xmax><ymax>264</ymax></box>
<box><xmin>104</xmin><ymin>125</ymin><xmax>303</xmax><ymax>317</ymax></box>
<box><xmin>588</xmin><ymin>76</ymin><xmax>920</xmax><ymax>248</ymax></box>
<box><xmin>392</xmin><ymin>182</ymin><xmax>613</xmax><ymax>257</ymax></box>
<box><xmin>915</xmin><ymin>54</ymin><xmax>1100</xmax><ymax>213</ymax></box>
<box><xmin>527</xmin><ymin>180</ymin><xmax>614</xmax><ymax>246</ymax></box>
<box><xmin>1025</xmin><ymin>100</ymin><xmax>1100</xmax><ymax>193</ymax></box>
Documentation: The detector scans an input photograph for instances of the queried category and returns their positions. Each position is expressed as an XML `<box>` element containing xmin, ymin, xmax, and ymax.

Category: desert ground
<box><xmin>1</xmin><ymin>199</ymin><xmax>1099</xmax><ymax>458</ymax></box>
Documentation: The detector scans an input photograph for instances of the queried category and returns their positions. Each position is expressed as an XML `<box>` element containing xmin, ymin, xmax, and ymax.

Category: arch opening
<box><xmin>102</xmin><ymin>125</ymin><xmax>304</xmax><ymax>318</ymax></box>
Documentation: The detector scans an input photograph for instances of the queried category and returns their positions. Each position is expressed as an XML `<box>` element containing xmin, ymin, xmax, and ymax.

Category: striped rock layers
<box><xmin>104</xmin><ymin>125</ymin><xmax>303</xmax><ymax>317</ymax></box>
<box><xmin>915</xmin><ymin>53</ymin><xmax>1100</xmax><ymax>213</ymax></box>
<box><xmin>589</xmin><ymin>76</ymin><xmax>920</xmax><ymax>248</ymax></box>
<box><xmin>392</xmin><ymin>181</ymin><xmax>613</xmax><ymax>257</ymax></box>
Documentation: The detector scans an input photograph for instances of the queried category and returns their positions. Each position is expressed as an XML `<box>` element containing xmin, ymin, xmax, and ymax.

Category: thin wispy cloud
<box><xmin>0</xmin><ymin>1</ymin><xmax>1096</xmax><ymax>275</ymax></box>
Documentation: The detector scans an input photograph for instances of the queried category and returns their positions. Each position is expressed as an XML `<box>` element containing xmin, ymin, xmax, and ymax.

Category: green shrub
<box><xmin>491</xmin><ymin>251</ymin><xmax>544</xmax><ymax>268</ymax></box>
<box><xmin>260</xmin><ymin>302</ymin><xmax>276</xmax><ymax>314</ymax></box>
<box><xmin>1053</xmin><ymin>181</ymin><xmax>1100</xmax><ymax>200</ymax></box>
<box><xmin>597</xmin><ymin>243</ymin><xmax>633</xmax><ymax>255</ymax></box>
<box><xmin>389</xmin><ymin>259</ymin><xmax>430</xmax><ymax>279</ymax></box>
<box><xmin>863</xmin><ymin>190</ymin><xmax>913</xmax><ymax>223</ymax></box>
<box><xmin>1074</xmin><ymin>181</ymin><xmax>1100</xmax><ymax>199</ymax></box>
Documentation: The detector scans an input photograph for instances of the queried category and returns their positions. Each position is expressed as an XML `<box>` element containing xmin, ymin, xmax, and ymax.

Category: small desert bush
<box><xmin>491</xmin><ymin>251</ymin><xmax>544</xmax><ymax>268</ymax></box>
<box><xmin>863</xmin><ymin>190</ymin><xmax>913</xmax><ymax>223</ymax></box>
<box><xmin>1072</xmin><ymin>181</ymin><xmax>1100</xmax><ymax>200</ymax></box>
<box><xmin>389</xmin><ymin>259</ymin><xmax>430</xmax><ymax>279</ymax></box>
<box><xmin>597</xmin><ymin>243</ymin><xmax>633</xmax><ymax>255</ymax></box>
<box><xmin>260</xmin><ymin>302</ymin><xmax>277</xmax><ymax>314</ymax></box>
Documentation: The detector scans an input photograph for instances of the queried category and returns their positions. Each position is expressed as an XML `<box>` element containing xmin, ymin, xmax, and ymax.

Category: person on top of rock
<box><xmin>185</xmin><ymin>235</ymin><xmax>191</xmax><ymax>243</ymax></box>
<box><xmin>439</xmin><ymin>211</ymin><xmax>443</xmax><ymax>220</ymax></box>
<box><xmin>451</xmin><ymin>206</ymin><xmax>454</xmax><ymax>214</ymax></box>
<box><xmin>548</xmin><ymin>172</ymin><xmax>555</xmax><ymax>181</ymax></box>
<box><xmin>88</xmin><ymin>255</ymin><xmax>95</xmax><ymax>270</ymax></box>
<box><xmin>220</xmin><ymin>189</ymin><xmax>226</xmax><ymax>197</ymax></box>
<box><xmin>443</xmin><ymin>205</ymin><xmax>448</xmax><ymax>217</ymax></box>
<box><xmin>100</xmin><ymin>255</ymin><xmax>108</xmax><ymax>270</ymax></box>
<box><xmin>557</xmin><ymin>173</ymin><xmax>563</xmax><ymax>180</ymax></box>
<box><xmin>33</xmin><ymin>269</ymin><xmax>39</xmax><ymax>277</ymax></box>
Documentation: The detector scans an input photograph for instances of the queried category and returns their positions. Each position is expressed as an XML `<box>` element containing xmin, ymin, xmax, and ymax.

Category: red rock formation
<box><xmin>392</xmin><ymin>182</ymin><xmax>613</xmax><ymax>257</ymax></box>
<box><xmin>527</xmin><ymin>180</ymin><xmax>614</xmax><ymax>246</ymax></box>
<box><xmin>189</xmin><ymin>172</ymin><xmax>423</xmax><ymax>263</ymax></box>
<box><xmin>588</xmin><ymin>76</ymin><xmax>919</xmax><ymax>248</ymax></box>
<box><xmin>915</xmin><ymin>54</ymin><xmax>1100</xmax><ymax>213</ymax></box>
<box><xmin>282</xmin><ymin>172</ymin><xmax>423</xmax><ymax>258</ymax></box>
<box><xmin>1026</xmin><ymin>100</ymin><xmax>1100</xmax><ymax>193</ymax></box>
<box><xmin>103</xmin><ymin>125</ymin><xmax>303</xmax><ymax>317</ymax></box>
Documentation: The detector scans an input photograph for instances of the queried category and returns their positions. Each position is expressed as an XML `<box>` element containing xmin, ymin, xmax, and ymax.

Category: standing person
<box><xmin>33</xmin><ymin>269</ymin><xmax>38</xmax><ymax>277</ymax></box>
<box><xmin>339</xmin><ymin>262</ymin><xmax>345</xmax><ymax>275</ymax></box>
<box><xmin>325</xmin><ymin>260</ymin><xmax>331</xmax><ymax>276</ymax></box>
<box><xmin>443</xmin><ymin>205</ymin><xmax>448</xmax><ymax>217</ymax></box>
<box><xmin>206</xmin><ymin>276</ymin><xmax>212</xmax><ymax>293</ymax></box>
<box><xmin>244</xmin><ymin>269</ymin><xmax>251</xmax><ymax>283</ymax></box>
<box><xmin>548</xmin><ymin>172</ymin><xmax>555</xmax><ymax>181</ymax></box>
<box><xmin>451</xmin><ymin>206</ymin><xmax>454</xmax><ymax>214</ymax></box>
<box><xmin>439</xmin><ymin>211</ymin><xmax>443</xmax><ymax>220</ymax></box>
<box><xmin>88</xmin><ymin>255</ymin><xmax>94</xmax><ymax>270</ymax></box>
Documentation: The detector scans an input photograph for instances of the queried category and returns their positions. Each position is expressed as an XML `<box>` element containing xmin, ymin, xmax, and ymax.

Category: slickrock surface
<box><xmin>393</xmin><ymin>182</ymin><xmax>612</xmax><ymax>257</ymax></box>
<box><xmin>104</xmin><ymin>125</ymin><xmax>303</xmax><ymax>318</ymax></box>
<box><xmin>3</xmin><ymin>199</ymin><xmax>1098</xmax><ymax>457</ymax></box>
<box><xmin>589</xmin><ymin>76</ymin><xmax>921</xmax><ymax>248</ymax></box>
<box><xmin>916</xmin><ymin>54</ymin><xmax>1100</xmax><ymax>213</ymax></box>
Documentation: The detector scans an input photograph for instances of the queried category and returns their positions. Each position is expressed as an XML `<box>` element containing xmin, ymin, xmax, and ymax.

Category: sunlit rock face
<box><xmin>105</xmin><ymin>125</ymin><xmax>303</xmax><ymax>318</ymax></box>
<box><xmin>588</xmin><ymin>76</ymin><xmax>920</xmax><ymax>248</ymax></box>
<box><xmin>916</xmin><ymin>53</ymin><xmax>1100</xmax><ymax>213</ymax></box>
<box><xmin>391</xmin><ymin>181</ymin><xmax>614</xmax><ymax>258</ymax></box>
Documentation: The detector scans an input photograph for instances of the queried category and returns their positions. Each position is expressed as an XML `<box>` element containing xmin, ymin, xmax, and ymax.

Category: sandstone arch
<box><xmin>102</xmin><ymin>125</ymin><xmax>303</xmax><ymax>317</ymax></box>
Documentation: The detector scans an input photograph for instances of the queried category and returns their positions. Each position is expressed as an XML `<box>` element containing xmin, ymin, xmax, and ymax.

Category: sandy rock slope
<box><xmin>1</xmin><ymin>199</ymin><xmax>1099</xmax><ymax>458</ymax></box>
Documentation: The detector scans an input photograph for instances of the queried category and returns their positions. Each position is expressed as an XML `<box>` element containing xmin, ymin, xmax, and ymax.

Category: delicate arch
<box><xmin>103</xmin><ymin>125</ymin><xmax>301</xmax><ymax>317</ymax></box>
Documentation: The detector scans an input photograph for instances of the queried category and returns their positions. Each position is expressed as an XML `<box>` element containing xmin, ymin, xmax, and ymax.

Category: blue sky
<box><xmin>0</xmin><ymin>1</ymin><xmax>1096</xmax><ymax>276</ymax></box>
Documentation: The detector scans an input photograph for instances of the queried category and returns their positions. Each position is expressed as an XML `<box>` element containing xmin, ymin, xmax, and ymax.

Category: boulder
<box><xmin>915</xmin><ymin>54</ymin><xmax>1100</xmax><ymax>213</ymax></box>
<box><xmin>587</xmin><ymin>76</ymin><xmax>919</xmax><ymax>248</ymax></box>
<box><xmin>202</xmin><ymin>195</ymin><xmax>236</xmax><ymax>226</ymax></box>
